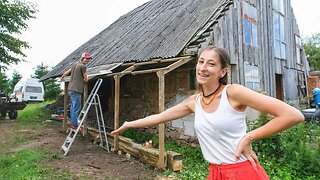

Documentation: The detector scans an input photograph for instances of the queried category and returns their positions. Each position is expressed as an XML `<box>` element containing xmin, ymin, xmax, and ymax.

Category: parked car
<box><xmin>12</xmin><ymin>78</ymin><xmax>44</xmax><ymax>102</ymax></box>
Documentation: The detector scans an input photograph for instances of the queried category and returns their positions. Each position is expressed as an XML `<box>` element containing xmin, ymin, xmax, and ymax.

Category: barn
<box><xmin>42</xmin><ymin>0</ymin><xmax>309</xmax><ymax>169</ymax></box>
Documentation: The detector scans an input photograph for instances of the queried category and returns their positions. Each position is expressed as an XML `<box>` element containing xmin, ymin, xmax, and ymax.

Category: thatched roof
<box><xmin>42</xmin><ymin>0</ymin><xmax>231</xmax><ymax>81</ymax></box>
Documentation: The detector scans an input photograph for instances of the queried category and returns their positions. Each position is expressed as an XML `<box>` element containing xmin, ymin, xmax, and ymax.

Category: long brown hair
<box><xmin>197</xmin><ymin>46</ymin><xmax>230</xmax><ymax>92</ymax></box>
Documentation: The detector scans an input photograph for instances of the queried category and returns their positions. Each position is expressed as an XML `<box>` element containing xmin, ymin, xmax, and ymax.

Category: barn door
<box><xmin>275</xmin><ymin>74</ymin><xmax>284</xmax><ymax>101</ymax></box>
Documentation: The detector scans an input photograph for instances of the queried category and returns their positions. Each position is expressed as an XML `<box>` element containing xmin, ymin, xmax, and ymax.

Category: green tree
<box><xmin>0</xmin><ymin>70</ymin><xmax>10</xmax><ymax>94</ymax></box>
<box><xmin>9</xmin><ymin>70</ymin><xmax>22</xmax><ymax>93</ymax></box>
<box><xmin>0</xmin><ymin>0</ymin><xmax>37</xmax><ymax>70</ymax></box>
<box><xmin>32</xmin><ymin>62</ymin><xmax>47</xmax><ymax>79</ymax></box>
<box><xmin>32</xmin><ymin>63</ymin><xmax>61</xmax><ymax>100</ymax></box>
<box><xmin>303</xmin><ymin>33</ymin><xmax>320</xmax><ymax>70</ymax></box>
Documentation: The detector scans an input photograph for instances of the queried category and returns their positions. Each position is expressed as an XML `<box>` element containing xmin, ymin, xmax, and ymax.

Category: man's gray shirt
<box><xmin>68</xmin><ymin>63</ymin><xmax>86</xmax><ymax>93</ymax></box>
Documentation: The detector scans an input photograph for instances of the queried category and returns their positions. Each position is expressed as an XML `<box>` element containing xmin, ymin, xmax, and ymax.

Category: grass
<box><xmin>0</xmin><ymin>101</ymin><xmax>74</xmax><ymax>179</ymax></box>
<box><xmin>17</xmin><ymin>101</ymin><xmax>54</xmax><ymax>123</ymax></box>
<box><xmin>165</xmin><ymin>140</ymin><xmax>208</xmax><ymax>179</ymax></box>
<box><xmin>0</xmin><ymin>149</ymin><xmax>71</xmax><ymax>179</ymax></box>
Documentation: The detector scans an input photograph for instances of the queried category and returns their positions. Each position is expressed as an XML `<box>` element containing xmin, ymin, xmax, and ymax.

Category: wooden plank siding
<box><xmin>199</xmin><ymin>0</ymin><xmax>308</xmax><ymax>101</ymax></box>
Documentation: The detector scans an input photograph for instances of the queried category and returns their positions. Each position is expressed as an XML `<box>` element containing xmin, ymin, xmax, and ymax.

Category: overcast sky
<box><xmin>6</xmin><ymin>0</ymin><xmax>320</xmax><ymax>78</ymax></box>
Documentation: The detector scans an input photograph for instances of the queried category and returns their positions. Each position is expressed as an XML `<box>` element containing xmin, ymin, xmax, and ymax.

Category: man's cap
<box><xmin>81</xmin><ymin>52</ymin><xmax>92</xmax><ymax>59</ymax></box>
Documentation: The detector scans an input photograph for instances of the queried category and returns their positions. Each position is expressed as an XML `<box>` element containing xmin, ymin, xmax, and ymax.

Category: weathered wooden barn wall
<box><xmin>203</xmin><ymin>0</ymin><xmax>308</xmax><ymax>102</ymax></box>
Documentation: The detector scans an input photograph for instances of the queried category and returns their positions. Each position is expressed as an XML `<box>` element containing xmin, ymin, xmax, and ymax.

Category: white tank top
<box><xmin>194</xmin><ymin>85</ymin><xmax>247</xmax><ymax>164</ymax></box>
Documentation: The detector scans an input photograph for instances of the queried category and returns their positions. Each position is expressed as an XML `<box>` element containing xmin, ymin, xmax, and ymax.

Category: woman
<box><xmin>111</xmin><ymin>46</ymin><xmax>304</xmax><ymax>179</ymax></box>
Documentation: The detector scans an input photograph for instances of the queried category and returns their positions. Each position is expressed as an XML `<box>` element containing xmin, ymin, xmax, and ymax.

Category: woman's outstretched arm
<box><xmin>111</xmin><ymin>95</ymin><xmax>196</xmax><ymax>135</ymax></box>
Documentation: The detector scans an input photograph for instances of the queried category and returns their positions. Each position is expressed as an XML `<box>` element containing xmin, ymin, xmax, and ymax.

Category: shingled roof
<box><xmin>42</xmin><ymin>0</ymin><xmax>231</xmax><ymax>81</ymax></box>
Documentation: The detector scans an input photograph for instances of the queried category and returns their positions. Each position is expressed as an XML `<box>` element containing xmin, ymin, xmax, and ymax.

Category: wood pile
<box><xmin>87</xmin><ymin>127</ymin><xmax>182</xmax><ymax>171</ymax></box>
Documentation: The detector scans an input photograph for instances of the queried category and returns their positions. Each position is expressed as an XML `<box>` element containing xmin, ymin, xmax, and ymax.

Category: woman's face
<box><xmin>196</xmin><ymin>49</ymin><xmax>226</xmax><ymax>85</ymax></box>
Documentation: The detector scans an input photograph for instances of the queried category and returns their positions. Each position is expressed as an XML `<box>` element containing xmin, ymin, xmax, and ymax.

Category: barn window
<box><xmin>295</xmin><ymin>35</ymin><xmax>302</xmax><ymax>64</ymax></box>
<box><xmin>189</xmin><ymin>69</ymin><xmax>196</xmax><ymax>90</ymax></box>
<box><xmin>244</xmin><ymin>63</ymin><xmax>260</xmax><ymax>91</ymax></box>
<box><xmin>242</xmin><ymin>1</ymin><xmax>258</xmax><ymax>47</ymax></box>
<box><xmin>297</xmin><ymin>71</ymin><xmax>306</xmax><ymax>97</ymax></box>
<box><xmin>273</xmin><ymin>0</ymin><xmax>286</xmax><ymax>59</ymax></box>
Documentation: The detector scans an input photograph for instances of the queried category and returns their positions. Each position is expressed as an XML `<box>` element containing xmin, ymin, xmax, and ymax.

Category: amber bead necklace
<box><xmin>201</xmin><ymin>84</ymin><xmax>223</xmax><ymax>105</ymax></box>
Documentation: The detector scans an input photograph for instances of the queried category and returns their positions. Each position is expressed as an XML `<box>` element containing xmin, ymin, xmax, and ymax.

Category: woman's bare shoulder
<box><xmin>226</xmin><ymin>84</ymin><xmax>247</xmax><ymax>96</ymax></box>
<box><xmin>182</xmin><ymin>93</ymin><xmax>200</xmax><ymax>112</ymax></box>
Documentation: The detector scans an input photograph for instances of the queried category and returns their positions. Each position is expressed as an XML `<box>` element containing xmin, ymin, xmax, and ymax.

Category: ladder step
<box><xmin>61</xmin><ymin>145</ymin><xmax>68</xmax><ymax>152</ymax></box>
<box><xmin>61</xmin><ymin>78</ymin><xmax>106</xmax><ymax>155</ymax></box>
<box><xmin>67</xmin><ymin>137</ymin><xmax>73</xmax><ymax>142</ymax></box>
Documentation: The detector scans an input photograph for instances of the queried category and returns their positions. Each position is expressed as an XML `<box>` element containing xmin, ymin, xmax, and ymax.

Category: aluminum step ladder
<box><xmin>61</xmin><ymin>78</ymin><xmax>109</xmax><ymax>156</ymax></box>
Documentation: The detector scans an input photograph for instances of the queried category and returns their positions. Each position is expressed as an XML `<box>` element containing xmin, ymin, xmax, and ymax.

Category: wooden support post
<box><xmin>157</xmin><ymin>70</ymin><xmax>166</xmax><ymax>169</ymax></box>
<box><xmin>63</xmin><ymin>82</ymin><xmax>69</xmax><ymax>131</ymax></box>
<box><xmin>82</xmin><ymin>82</ymin><xmax>88</xmax><ymax>136</ymax></box>
<box><xmin>113</xmin><ymin>74</ymin><xmax>120</xmax><ymax>151</ymax></box>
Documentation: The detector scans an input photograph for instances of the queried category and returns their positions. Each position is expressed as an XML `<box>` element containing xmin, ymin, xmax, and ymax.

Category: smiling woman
<box><xmin>111</xmin><ymin>45</ymin><xmax>304</xmax><ymax>179</ymax></box>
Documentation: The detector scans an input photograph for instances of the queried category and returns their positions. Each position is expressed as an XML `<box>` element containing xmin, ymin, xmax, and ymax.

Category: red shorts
<box><xmin>207</xmin><ymin>160</ymin><xmax>269</xmax><ymax>180</ymax></box>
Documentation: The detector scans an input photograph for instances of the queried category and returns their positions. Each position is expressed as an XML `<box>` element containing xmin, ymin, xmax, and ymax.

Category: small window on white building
<box><xmin>245</xmin><ymin>63</ymin><xmax>261</xmax><ymax>91</ymax></box>
<box><xmin>242</xmin><ymin>1</ymin><xmax>258</xmax><ymax>47</ymax></box>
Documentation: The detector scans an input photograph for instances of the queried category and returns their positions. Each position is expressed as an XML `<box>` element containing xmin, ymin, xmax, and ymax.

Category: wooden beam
<box><xmin>131</xmin><ymin>67</ymin><xmax>166</xmax><ymax>75</ymax></box>
<box><xmin>164</xmin><ymin>57</ymin><xmax>193</xmax><ymax>75</ymax></box>
<box><xmin>104</xmin><ymin>56</ymin><xmax>195</xmax><ymax>77</ymax></box>
<box><xmin>63</xmin><ymin>82</ymin><xmax>69</xmax><ymax>131</ymax></box>
<box><xmin>120</xmin><ymin>64</ymin><xmax>137</xmax><ymax>77</ymax></box>
<box><xmin>157</xmin><ymin>70</ymin><xmax>166</xmax><ymax>169</ymax></box>
<box><xmin>82</xmin><ymin>82</ymin><xmax>88</xmax><ymax>136</ymax></box>
<box><xmin>108</xmin><ymin>135</ymin><xmax>164</xmax><ymax>168</ymax></box>
<box><xmin>86</xmin><ymin>127</ymin><xmax>183</xmax><ymax>171</ymax></box>
<box><xmin>113</xmin><ymin>74</ymin><xmax>121</xmax><ymax>151</ymax></box>
<box><xmin>121</xmin><ymin>56</ymin><xmax>186</xmax><ymax>67</ymax></box>
<box><xmin>132</xmin><ymin>57</ymin><xmax>194</xmax><ymax>75</ymax></box>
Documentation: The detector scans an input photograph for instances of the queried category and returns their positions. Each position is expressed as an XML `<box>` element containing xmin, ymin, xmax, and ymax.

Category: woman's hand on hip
<box><xmin>235</xmin><ymin>134</ymin><xmax>259</xmax><ymax>170</ymax></box>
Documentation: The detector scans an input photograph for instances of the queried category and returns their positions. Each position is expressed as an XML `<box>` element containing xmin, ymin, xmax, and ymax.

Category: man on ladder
<box><xmin>60</xmin><ymin>52</ymin><xmax>109</xmax><ymax>156</ymax></box>
<box><xmin>60</xmin><ymin>52</ymin><xmax>91</xmax><ymax>130</ymax></box>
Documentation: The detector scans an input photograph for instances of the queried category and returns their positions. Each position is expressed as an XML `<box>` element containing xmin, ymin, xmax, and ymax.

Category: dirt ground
<box><xmin>0</xmin><ymin>119</ymin><xmax>173</xmax><ymax>180</ymax></box>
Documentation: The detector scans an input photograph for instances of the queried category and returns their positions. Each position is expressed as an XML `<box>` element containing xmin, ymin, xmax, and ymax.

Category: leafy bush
<box><xmin>123</xmin><ymin>114</ymin><xmax>320</xmax><ymax>179</ymax></box>
<box><xmin>123</xmin><ymin>128</ymin><xmax>159</xmax><ymax>147</ymax></box>
<box><xmin>250</xmin><ymin>114</ymin><xmax>320</xmax><ymax>179</ymax></box>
